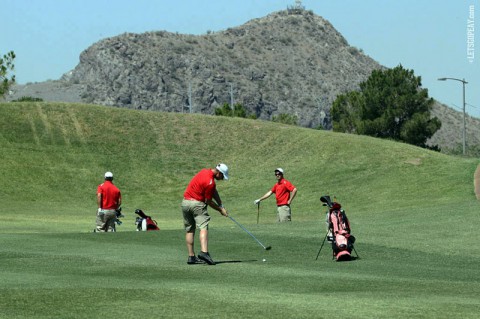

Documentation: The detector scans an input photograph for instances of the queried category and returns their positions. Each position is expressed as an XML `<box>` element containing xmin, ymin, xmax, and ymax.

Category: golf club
<box><xmin>256</xmin><ymin>202</ymin><xmax>260</xmax><ymax>224</ymax></box>
<box><xmin>228</xmin><ymin>215</ymin><xmax>271</xmax><ymax>250</ymax></box>
<box><xmin>315</xmin><ymin>232</ymin><xmax>328</xmax><ymax>260</ymax></box>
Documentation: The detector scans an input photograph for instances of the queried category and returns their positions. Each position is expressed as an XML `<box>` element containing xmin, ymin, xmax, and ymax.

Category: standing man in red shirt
<box><xmin>181</xmin><ymin>163</ymin><xmax>229</xmax><ymax>265</ymax></box>
<box><xmin>254</xmin><ymin>168</ymin><xmax>297</xmax><ymax>222</ymax></box>
<box><xmin>96</xmin><ymin>171</ymin><xmax>122</xmax><ymax>232</ymax></box>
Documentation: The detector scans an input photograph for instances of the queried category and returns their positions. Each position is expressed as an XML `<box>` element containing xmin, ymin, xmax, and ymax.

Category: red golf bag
<box><xmin>321</xmin><ymin>195</ymin><xmax>356</xmax><ymax>261</ymax></box>
<box><xmin>134</xmin><ymin>209</ymin><xmax>160</xmax><ymax>231</ymax></box>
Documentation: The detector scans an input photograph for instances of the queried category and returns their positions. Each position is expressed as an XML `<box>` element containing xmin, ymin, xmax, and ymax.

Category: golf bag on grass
<box><xmin>134</xmin><ymin>209</ymin><xmax>160</xmax><ymax>231</ymax></box>
<box><xmin>319</xmin><ymin>195</ymin><xmax>357</xmax><ymax>261</ymax></box>
<box><xmin>111</xmin><ymin>207</ymin><xmax>124</xmax><ymax>232</ymax></box>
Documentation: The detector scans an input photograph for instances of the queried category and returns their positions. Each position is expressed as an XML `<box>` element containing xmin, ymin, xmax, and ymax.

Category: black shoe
<box><xmin>187</xmin><ymin>256</ymin><xmax>205</xmax><ymax>265</ymax></box>
<box><xmin>198</xmin><ymin>251</ymin><xmax>215</xmax><ymax>265</ymax></box>
<box><xmin>327</xmin><ymin>236</ymin><xmax>334</xmax><ymax>242</ymax></box>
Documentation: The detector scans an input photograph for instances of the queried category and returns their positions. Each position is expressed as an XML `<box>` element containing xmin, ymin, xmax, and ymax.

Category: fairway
<box><xmin>0</xmin><ymin>102</ymin><xmax>479</xmax><ymax>318</ymax></box>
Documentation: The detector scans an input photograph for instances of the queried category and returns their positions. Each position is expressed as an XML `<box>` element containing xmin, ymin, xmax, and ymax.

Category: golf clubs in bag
<box><xmin>320</xmin><ymin>195</ymin><xmax>357</xmax><ymax>261</ymax></box>
<box><xmin>111</xmin><ymin>207</ymin><xmax>124</xmax><ymax>232</ymax></box>
<box><xmin>134</xmin><ymin>209</ymin><xmax>160</xmax><ymax>231</ymax></box>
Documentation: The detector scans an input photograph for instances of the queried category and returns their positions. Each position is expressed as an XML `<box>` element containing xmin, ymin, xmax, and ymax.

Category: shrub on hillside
<box><xmin>12</xmin><ymin>96</ymin><xmax>43</xmax><ymax>102</ymax></box>
<box><xmin>272</xmin><ymin>113</ymin><xmax>298</xmax><ymax>125</ymax></box>
<box><xmin>215</xmin><ymin>103</ymin><xmax>256</xmax><ymax>119</ymax></box>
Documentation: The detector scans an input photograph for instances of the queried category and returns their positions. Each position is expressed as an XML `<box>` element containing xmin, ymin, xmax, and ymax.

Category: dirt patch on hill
<box><xmin>405</xmin><ymin>158</ymin><xmax>422</xmax><ymax>166</ymax></box>
<box><xmin>475</xmin><ymin>164</ymin><xmax>480</xmax><ymax>200</ymax></box>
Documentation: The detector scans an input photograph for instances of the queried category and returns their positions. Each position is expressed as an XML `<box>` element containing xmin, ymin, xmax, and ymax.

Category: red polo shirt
<box><xmin>271</xmin><ymin>179</ymin><xmax>295</xmax><ymax>206</ymax></box>
<box><xmin>184</xmin><ymin>169</ymin><xmax>216</xmax><ymax>202</ymax></box>
<box><xmin>97</xmin><ymin>180</ymin><xmax>121</xmax><ymax>210</ymax></box>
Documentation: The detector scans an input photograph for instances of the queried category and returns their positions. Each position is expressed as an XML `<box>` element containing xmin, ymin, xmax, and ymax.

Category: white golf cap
<box><xmin>216</xmin><ymin>163</ymin><xmax>229</xmax><ymax>180</ymax></box>
<box><xmin>104</xmin><ymin>171</ymin><xmax>113</xmax><ymax>178</ymax></box>
<box><xmin>274</xmin><ymin>168</ymin><xmax>284</xmax><ymax>174</ymax></box>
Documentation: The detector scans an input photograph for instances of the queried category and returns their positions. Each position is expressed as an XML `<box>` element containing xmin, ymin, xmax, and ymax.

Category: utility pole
<box><xmin>229</xmin><ymin>83</ymin><xmax>234</xmax><ymax>116</ymax></box>
<box><xmin>188</xmin><ymin>82</ymin><xmax>193</xmax><ymax>113</ymax></box>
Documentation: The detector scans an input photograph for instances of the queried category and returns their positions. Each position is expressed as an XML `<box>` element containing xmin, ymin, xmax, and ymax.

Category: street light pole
<box><xmin>462</xmin><ymin>79</ymin><xmax>466</xmax><ymax>155</ymax></box>
<box><xmin>438</xmin><ymin>77</ymin><xmax>468</xmax><ymax>155</ymax></box>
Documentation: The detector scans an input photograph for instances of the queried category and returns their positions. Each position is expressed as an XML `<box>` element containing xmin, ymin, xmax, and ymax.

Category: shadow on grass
<box><xmin>315</xmin><ymin>254</ymin><xmax>361</xmax><ymax>262</ymax></box>
<box><xmin>186</xmin><ymin>259</ymin><xmax>258</xmax><ymax>265</ymax></box>
<box><xmin>215</xmin><ymin>259</ymin><xmax>258</xmax><ymax>264</ymax></box>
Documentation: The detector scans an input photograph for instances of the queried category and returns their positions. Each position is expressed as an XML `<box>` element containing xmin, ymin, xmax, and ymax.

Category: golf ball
<box><xmin>262</xmin><ymin>258</ymin><xmax>266</xmax><ymax>262</ymax></box>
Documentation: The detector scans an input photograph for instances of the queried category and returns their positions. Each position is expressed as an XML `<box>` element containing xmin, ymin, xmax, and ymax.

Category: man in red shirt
<box><xmin>181</xmin><ymin>163</ymin><xmax>229</xmax><ymax>265</ymax></box>
<box><xmin>254</xmin><ymin>168</ymin><xmax>297</xmax><ymax>222</ymax></box>
<box><xmin>96</xmin><ymin>171</ymin><xmax>122</xmax><ymax>232</ymax></box>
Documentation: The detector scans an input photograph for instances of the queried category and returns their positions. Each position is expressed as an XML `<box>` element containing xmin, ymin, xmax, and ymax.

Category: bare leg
<box><xmin>186</xmin><ymin>231</ymin><xmax>195</xmax><ymax>256</ymax></box>
<box><xmin>199</xmin><ymin>229</ymin><xmax>208</xmax><ymax>252</ymax></box>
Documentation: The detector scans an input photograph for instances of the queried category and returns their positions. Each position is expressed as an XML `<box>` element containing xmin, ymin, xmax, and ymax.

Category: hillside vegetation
<box><xmin>0</xmin><ymin>102</ymin><xmax>477</xmax><ymax>231</ymax></box>
<box><xmin>1</xmin><ymin>102</ymin><xmax>479</xmax><ymax>318</ymax></box>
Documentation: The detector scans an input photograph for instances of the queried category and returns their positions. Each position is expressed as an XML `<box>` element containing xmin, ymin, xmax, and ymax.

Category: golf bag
<box><xmin>320</xmin><ymin>195</ymin><xmax>356</xmax><ymax>261</ymax></box>
<box><xmin>111</xmin><ymin>207</ymin><xmax>124</xmax><ymax>232</ymax></box>
<box><xmin>134</xmin><ymin>209</ymin><xmax>160</xmax><ymax>231</ymax></box>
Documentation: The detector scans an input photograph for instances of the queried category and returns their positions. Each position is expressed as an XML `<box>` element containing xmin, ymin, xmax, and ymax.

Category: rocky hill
<box><xmin>66</xmin><ymin>9</ymin><xmax>382</xmax><ymax>129</ymax></box>
<box><xmin>6</xmin><ymin>9</ymin><xmax>480</xmax><ymax>153</ymax></box>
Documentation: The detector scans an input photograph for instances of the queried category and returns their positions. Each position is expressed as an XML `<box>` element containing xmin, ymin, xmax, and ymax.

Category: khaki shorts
<box><xmin>182</xmin><ymin>199</ymin><xmax>211</xmax><ymax>231</ymax></box>
<box><xmin>277</xmin><ymin>205</ymin><xmax>291</xmax><ymax>222</ymax></box>
<box><xmin>96</xmin><ymin>209</ymin><xmax>117</xmax><ymax>232</ymax></box>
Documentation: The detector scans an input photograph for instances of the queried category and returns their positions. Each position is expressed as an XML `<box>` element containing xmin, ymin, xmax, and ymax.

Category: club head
<box><xmin>265</xmin><ymin>246</ymin><xmax>272</xmax><ymax>250</ymax></box>
<box><xmin>320</xmin><ymin>195</ymin><xmax>330</xmax><ymax>202</ymax></box>
<box><xmin>320</xmin><ymin>195</ymin><xmax>333</xmax><ymax>207</ymax></box>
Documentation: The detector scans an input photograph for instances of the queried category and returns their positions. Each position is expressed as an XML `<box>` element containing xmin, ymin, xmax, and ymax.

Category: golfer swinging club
<box><xmin>254</xmin><ymin>168</ymin><xmax>297</xmax><ymax>222</ymax></box>
<box><xmin>181</xmin><ymin>163</ymin><xmax>229</xmax><ymax>265</ymax></box>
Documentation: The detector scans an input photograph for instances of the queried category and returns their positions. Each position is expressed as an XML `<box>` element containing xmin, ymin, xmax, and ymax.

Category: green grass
<box><xmin>0</xmin><ymin>102</ymin><xmax>479</xmax><ymax>318</ymax></box>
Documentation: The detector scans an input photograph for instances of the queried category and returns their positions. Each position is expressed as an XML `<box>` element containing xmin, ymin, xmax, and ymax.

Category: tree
<box><xmin>331</xmin><ymin>65</ymin><xmax>441</xmax><ymax>148</ymax></box>
<box><xmin>0</xmin><ymin>51</ymin><xmax>16</xmax><ymax>99</ymax></box>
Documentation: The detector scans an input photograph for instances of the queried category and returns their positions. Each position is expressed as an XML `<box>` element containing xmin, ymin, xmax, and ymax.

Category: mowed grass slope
<box><xmin>0</xmin><ymin>102</ymin><xmax>479</xmax><ymax>318</ymax></box>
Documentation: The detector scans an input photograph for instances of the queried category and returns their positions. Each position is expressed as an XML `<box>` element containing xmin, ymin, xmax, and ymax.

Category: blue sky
<box><xmin>2</xmin><ymin>0</ymin><xmax>479</xmax><ymax>118</ymax></box>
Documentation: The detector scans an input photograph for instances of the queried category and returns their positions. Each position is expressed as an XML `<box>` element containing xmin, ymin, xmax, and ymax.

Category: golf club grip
<box><xmin>256</xmin><ymin>202</ymin><xmax>260</xmax><ymax>224</ymax></box>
